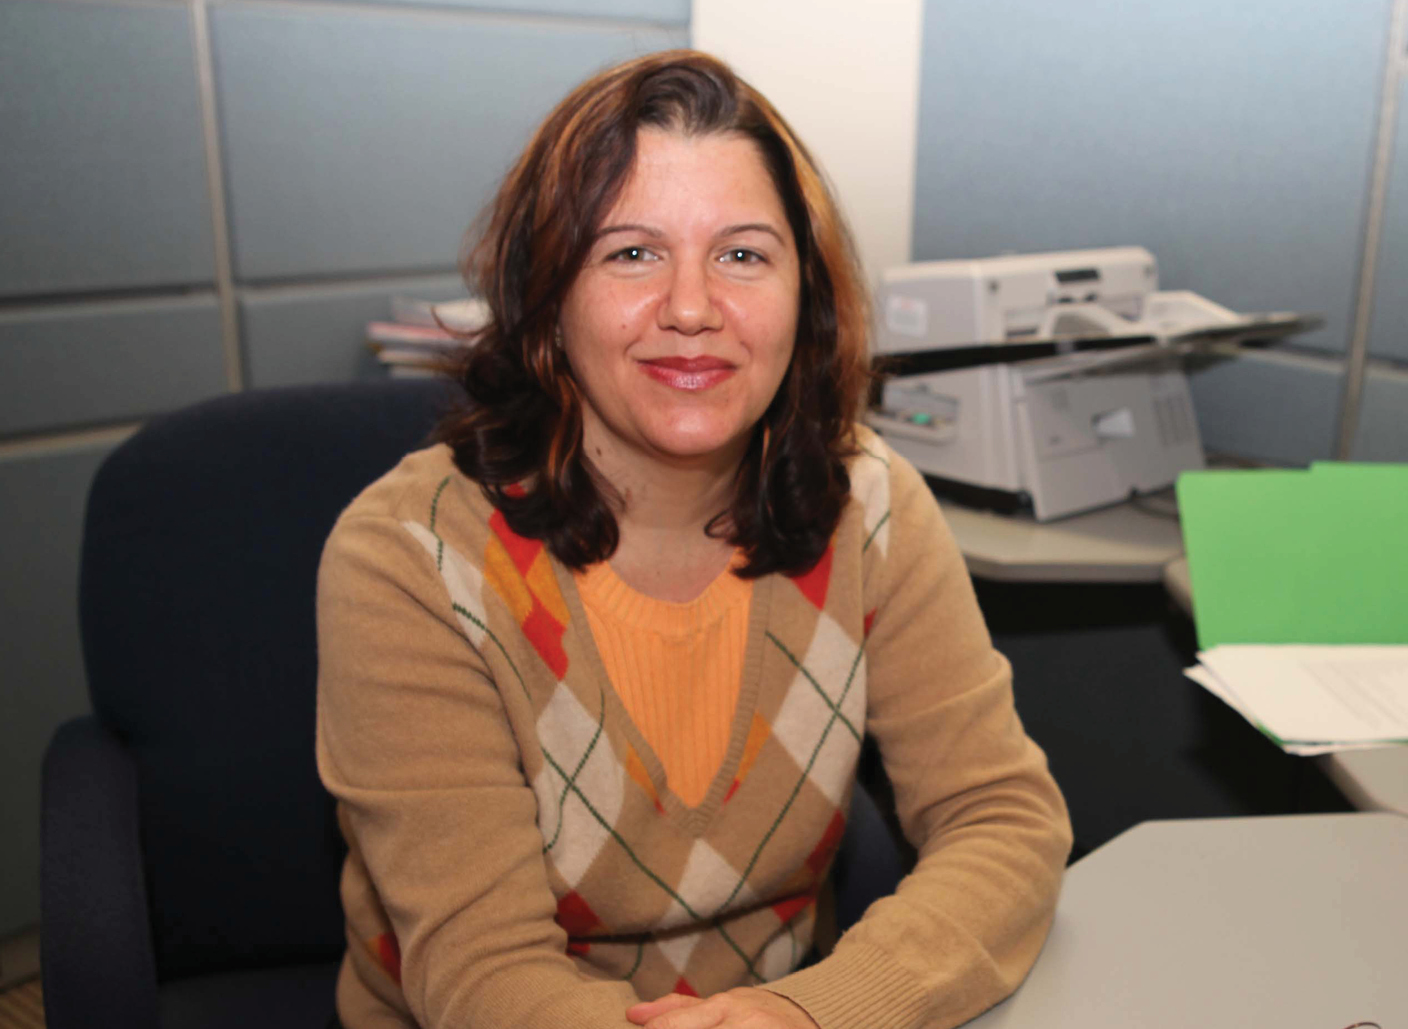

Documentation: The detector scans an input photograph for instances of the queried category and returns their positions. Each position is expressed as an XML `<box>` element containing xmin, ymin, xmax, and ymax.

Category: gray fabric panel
<box><xmin>1366</xmin><ymin>78</ymin><xmax>1408</xmax><ymax>363</ymax></box>
<box><xmin>0</xmin><ymin>298</ymin><xmax>228</xmax><ymax>437</ymax></box>
<box><xmin>912</xmin><ymin>0</ymin><xmax>1388</xmax><ymax>355</ymax></box>
<box><xmin>0</xmin><ymin>0</ymin><xmax>214</xmax><ymax>298</ymax></box>
<box><xmin>1186</xmin><ymin>351</ymin><xmax>1342</xmax><ymax>466</ymax></box>
<box><xmin>213</xmin><ymin>4</ymin><xmax>686</xmax><ymax>281</ymax></box>
<box><xmin>1350</xmin><ymin>369</ymin><xmax>1408</xmax><ymax>461</ymax></box>
<box><xmin>0</xmin><ymin>440</ymin><xmax>115</xmax><ymax>931</ymax></box>
<box><xmin>294</xmin><ymin>0</ymin><xmax>688</xmax><ymax>21</ymax></box>
<box><xmin>240</xmin><ymin>274</ymin><xmax>468</xmax><ymax>387</ymax></box>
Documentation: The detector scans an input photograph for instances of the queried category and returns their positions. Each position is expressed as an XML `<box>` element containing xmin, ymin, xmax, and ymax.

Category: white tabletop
<box><xmin>964</xmin><ymin>813</ymin><xmax>1408</xmax><ymax>1028</ymax></box>
<box><xmin>1317</xmin><ymin>747</ymin><xmax>1408</xmax><ymax>817</ymax></box>
<box><xmin>937</xmin><ymin>495</ymin><xmax>1185</xmax><ymax>583</ymax></box>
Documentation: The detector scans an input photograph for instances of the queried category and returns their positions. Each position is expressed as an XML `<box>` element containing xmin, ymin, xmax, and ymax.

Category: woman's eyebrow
<box><xmin>718</xmin><ymin>222</ymin><xmax>785</xmax><ymax>244</ymax></box>
<box><xmin>595</xmin><ymin>223</ymin><xmax>663</xmax><ymax>239</ymax></box>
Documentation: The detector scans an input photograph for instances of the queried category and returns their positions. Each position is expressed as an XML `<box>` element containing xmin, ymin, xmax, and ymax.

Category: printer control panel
<box><xmin>870</xmin><ymin>380</ymin><xmax>959</xmax><ymax>444</ymax></box>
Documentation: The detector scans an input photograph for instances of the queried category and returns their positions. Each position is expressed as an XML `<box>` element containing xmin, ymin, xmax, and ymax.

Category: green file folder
<box><xmin>1175</xmin><ymin>463</ymin><xmax>1408</xmax><ymax>649</ymax></box>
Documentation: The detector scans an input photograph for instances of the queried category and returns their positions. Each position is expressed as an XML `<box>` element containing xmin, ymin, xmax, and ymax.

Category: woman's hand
<box><xmin>626</xmin><ymin>987</ymin><xmax>820</xmax><ymax>1028</ymax></box>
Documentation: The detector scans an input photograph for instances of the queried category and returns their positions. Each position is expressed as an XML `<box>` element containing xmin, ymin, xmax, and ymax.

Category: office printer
<box><xmin>869</xmin><ymin>246</ymin><xmax>1320</xmax><ymax>521</ymax></box>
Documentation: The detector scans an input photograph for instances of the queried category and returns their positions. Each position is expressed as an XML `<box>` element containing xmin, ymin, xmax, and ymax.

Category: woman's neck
<box><xmin>582</xmin><ymin>429</ymin><xmax>745</xmax><ymax>603</ymax></box>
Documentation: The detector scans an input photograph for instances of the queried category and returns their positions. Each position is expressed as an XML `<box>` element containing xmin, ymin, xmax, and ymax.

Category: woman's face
<box><xmin>559</xmin><ymin>128</ymin><xmax>801</xmax><ymax>475</ymax></box>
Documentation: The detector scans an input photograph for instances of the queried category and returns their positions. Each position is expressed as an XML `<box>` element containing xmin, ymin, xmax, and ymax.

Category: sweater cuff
<box><xmin>761</xmin><ymin>941</ymin><xmax>930</xmax><ymax>1029</ymax></box>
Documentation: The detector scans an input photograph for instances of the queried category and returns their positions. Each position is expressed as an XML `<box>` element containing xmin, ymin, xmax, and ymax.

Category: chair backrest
<box><xmin>80</xmin><ymin>380</ymin><xmax>459</xmax><ymax>980</ymax></box>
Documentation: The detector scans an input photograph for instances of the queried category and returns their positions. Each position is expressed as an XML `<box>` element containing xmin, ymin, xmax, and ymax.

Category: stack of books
<box><xmin>368</xmin><ymin>296</ymin><xmax>489</xmax><ymax>377</ymax></box>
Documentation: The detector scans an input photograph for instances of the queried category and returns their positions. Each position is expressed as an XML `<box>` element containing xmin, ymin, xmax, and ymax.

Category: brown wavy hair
<box><xmin>436</xmin><ymin>49</ymin><xmax>871</xmax><ymax>578</ymax></box>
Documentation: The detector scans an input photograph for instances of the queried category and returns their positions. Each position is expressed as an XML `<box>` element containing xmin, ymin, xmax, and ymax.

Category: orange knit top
<box><xmin>574</xmin><ymin>556</ymin><xmax>752</xmax><ymax>807</ymax></box>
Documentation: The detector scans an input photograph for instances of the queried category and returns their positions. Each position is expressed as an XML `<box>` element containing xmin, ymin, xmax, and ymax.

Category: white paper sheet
<box><xmin>1186</xmin><ymin>645</ymin><xmax>1408</xmax><ymax>751</ymax></box>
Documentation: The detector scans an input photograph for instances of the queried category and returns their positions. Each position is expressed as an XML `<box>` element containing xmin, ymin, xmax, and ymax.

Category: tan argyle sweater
<box><xmin>315</xmin><ymin>427</ymin><xmax>1071</xmax><ymax>1029</ymax></box>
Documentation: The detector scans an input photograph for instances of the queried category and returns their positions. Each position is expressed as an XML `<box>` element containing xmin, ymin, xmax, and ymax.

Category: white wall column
<box><xmin>691</xmin><ymin>0</ymin><xmax>924</xmax><ymax>285</ymax></box>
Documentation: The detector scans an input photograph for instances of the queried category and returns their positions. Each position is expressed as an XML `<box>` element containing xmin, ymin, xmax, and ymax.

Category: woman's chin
<box><xmin>640</xmin><ymin>424</ymin><xmax>754</xmax><ymax>466</ymax></box>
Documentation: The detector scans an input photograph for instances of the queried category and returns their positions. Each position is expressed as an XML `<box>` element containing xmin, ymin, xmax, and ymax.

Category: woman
<box><xmin>316</xmin><ymin>50</ymin><xmax>1071</xmax><ymax>1029</ymax></box>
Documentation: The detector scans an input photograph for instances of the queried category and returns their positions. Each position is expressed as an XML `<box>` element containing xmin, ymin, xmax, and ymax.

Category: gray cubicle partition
<box><xmin>211</xmin><ymin>5</ymin><xmax>684</xmax><ymax>282</ymax></box>
<box><xmin>0</xmin><ymin>2</ymin><xmax>216</xmax><ymax>299</ymax></box>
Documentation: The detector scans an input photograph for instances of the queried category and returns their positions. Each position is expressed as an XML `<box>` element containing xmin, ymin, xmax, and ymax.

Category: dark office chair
<box><xmin>41</xmin><ymin>379</ymin><xmax>906</xmax><ymax>1029</ymax></box>
<box><xmin>41</xmin><ymin>380</ymin><xmax>458</xmax><ymax>1029</ymax></box>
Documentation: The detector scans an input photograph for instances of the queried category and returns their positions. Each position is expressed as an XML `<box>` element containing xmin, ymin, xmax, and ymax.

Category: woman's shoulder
<box><xmin>846</xmin><ymin>423</ymin><xmax>929</xmax><ymax>507</ymax></box>
<box><xmin>842</xmin><ymin>422</ymin><xmax>950</xmax><ymax>564</ymax></box>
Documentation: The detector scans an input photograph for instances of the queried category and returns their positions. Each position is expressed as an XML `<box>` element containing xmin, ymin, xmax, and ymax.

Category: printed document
<box><xmin>1186</xmin><ymin>645</ymin><xmax>1408</xmax><ymax>753</ymax></box>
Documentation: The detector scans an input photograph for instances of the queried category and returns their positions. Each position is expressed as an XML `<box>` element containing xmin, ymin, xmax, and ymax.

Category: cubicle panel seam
<box><xmin>192</xmin><ymin>0</ymin><xmax>245</xmax><ymax>393</ymax></box>
<box><xmin>1334</xmin><ymin>0</ymin><xmax>1407</xmax><ymax>458</ymax></box>
<box><xmin>0</xmin><ymin>425</ymin><xmax>141</xmax><ymax>464</ymax></box>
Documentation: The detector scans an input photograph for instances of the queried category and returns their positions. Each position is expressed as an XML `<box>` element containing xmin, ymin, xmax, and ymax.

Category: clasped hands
<box><xmin>627</xmin><ymin>986</ymin><xmax>820</xmax><ymax>1029</ymax></box>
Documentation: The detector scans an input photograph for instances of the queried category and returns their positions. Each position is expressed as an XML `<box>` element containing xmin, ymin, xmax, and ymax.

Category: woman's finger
<box><xmin>640</xmin><ymin>999</ymin><xmax>726</xmax><ymax>1029</ymax></box>
<box><xmin>626</xmin><ymin>992</ymin><xmax>705</xmax><ymax>1025</ymax></box>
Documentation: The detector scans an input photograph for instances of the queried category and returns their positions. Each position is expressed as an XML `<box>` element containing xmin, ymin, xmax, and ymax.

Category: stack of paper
<box><xmin>368</xmin><ymin>296</ymin><xmax>489</xmax><ymax>376</ymax></box>
<box><xmin>1176</xmin><ymin>462</ymin><xmax>1408</xmax><ymax>754</ymax></box>
<box><xmin>1187</xmin><ymin>645</ymin><xmax>1408</xmax><ymax>754</ymax></box>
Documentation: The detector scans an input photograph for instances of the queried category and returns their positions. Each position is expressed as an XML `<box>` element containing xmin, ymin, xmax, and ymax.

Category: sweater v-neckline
<box><xmin>553</xmin><ymin>559</ymin><xmax>775</xmax><ymax>838</ymax></box>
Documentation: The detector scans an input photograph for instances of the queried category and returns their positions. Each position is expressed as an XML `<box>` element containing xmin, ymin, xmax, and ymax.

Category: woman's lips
<box><xmin>639</xmin><ymin>356</ymin><xmax>737</xmax><ymax>391</ymax></box>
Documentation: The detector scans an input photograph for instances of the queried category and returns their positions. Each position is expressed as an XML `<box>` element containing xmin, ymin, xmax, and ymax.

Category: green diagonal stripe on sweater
<box><xmin>551</xmin><ymin>751</ymin><xmax>763</xmax><ymax>981</ymax></box>
<box><xmin>765</xmin><ymin>632</ymin><xmax>862</xmax><ymax>743</ymax></box>
<box><xmin>862</xmin><ymin>509</ymin><xmax>891</xmax><ymax>553</ymax></box>
<box><xmin>430</xmin><ymin>475</ymin><xmax>451</xmax><ymax>570</ymax></box>
<box><xmin>858</xmin><ymin>444</ymin><xmax>890</xmax><ymax>468</ymax></box>
<box><xmin>542</xmin><ymin>689</ymin><xmax>608</xmax><ymax>854</ymax></box>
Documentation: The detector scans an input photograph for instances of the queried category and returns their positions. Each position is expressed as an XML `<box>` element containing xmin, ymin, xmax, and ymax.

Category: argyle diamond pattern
<box><xmin>658</xmin><ymin>840</ymin><xmax>756</xmax><ymax>930</ymax></box>
<box><xmin>758</xmin><ymin>925</ymin><xmax>802</xmax><ymax>981</ymax></box>
<box><xmin>404</xmin><ymin>521</ymin><xmax>489</xmax><ymax>647</ymax></box>
<box><xmin>767</xmin><ymin>610</ymin><xmax>866</xmax><ymax>805</ymax></box>
<box><xmin>533</xmin><ymin>683</ymin><xmax>623</xmax><ymax>886</ymax></box>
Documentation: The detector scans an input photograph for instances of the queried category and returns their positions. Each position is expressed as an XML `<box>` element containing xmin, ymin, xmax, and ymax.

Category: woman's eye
<box><xmin>721</xmin><ymin>248</ymin><xmax>764</xmax><ymax>264</ymax></box>
<box><xmin>609</xmin><ymin>246</ymin><xmax>655</xmax><ymax>263</ymax></box>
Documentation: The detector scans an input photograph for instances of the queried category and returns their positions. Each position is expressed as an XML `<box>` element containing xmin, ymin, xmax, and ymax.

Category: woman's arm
<box><xmin>317</xmin><ymin>511</ymin><xmax>640</xmax><ymax>1029</ymax></box>
<box><xmin>762</xmin><ymin>451</ymin><xmax>1073</xmax><ymax>1029</ymax></box>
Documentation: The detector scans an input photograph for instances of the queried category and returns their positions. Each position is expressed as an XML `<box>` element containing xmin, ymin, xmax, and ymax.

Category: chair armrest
<box><xmin>41</xmin><ymin>715</ymin><xmax>159</xmax><ymax>1029</ymax></box>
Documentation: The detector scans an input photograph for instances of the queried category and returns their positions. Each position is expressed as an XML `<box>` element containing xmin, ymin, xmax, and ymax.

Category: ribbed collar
<box><xmin>574</xmin><ymin>553</ymin><xmax>752</xmax><ymax>638</ymax></box>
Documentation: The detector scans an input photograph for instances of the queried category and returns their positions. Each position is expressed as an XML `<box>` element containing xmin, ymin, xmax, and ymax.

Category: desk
<box><xmin>965</xmin><ymin>813</ymin><xmax>1408</xmax><ymax>1028</ymax></box>
<box><xmin>937</xmin><ymin>496</ymin><xmax>1184</xmax><ymax>583</ymax></box>
<box><xmin>1322</xmin><ymin>748</ymin><xmax>1408</xmax><ymax>815</ymax></box>
<box><xmin>1160</xmin><ymin>554</ymin><xmax>1192</xmax><ymax>614</ymax></box>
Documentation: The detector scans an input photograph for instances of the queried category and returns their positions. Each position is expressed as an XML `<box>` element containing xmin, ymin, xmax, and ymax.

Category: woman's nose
<box><xmin>658</xmin><ymin>259</ymin><xmax>724</xmax><ymax>334</ymax></box>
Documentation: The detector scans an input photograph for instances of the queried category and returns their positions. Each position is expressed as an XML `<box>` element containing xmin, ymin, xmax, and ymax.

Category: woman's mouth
<box><xmin>638</xmin><ymin>356</ymin><xmax>737</xmax><ymax>391</ymax></box>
